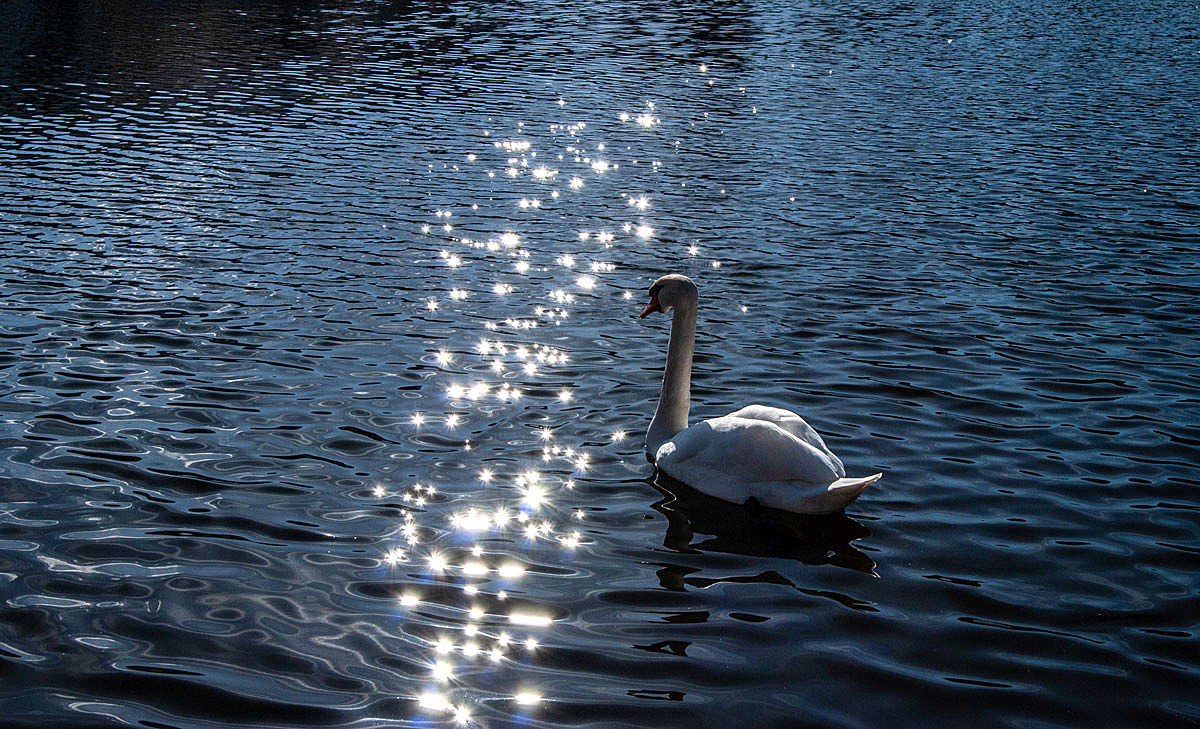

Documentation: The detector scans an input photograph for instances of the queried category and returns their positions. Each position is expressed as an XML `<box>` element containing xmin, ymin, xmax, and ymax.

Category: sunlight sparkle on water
<box><xmin>420</xmin><ymin>692</ymin><xmax>450</xmax><ymax>712</ymax></box>
<box><xmin>522</xmin><ymin>485</ymin><xmax>547</xmax><ymax>509</ymax></box>
<box><xmin>453</xmin><ymin>509</ymin><xmax>492</xmax><ymax>531</ymax></box>
<box><xmin>493</xmin><ymin>507</ymin><xmax>512</xmax><ymax>528</ymax></box>
<box><xmin>510</xmin><ymin>613</ymin><xmax>552</xmax><ymax>627</ymax></box>
<box><xmin>395</xmin><ymin>82</ymin><xmax>750</xmax><ymax>722</ymax></box>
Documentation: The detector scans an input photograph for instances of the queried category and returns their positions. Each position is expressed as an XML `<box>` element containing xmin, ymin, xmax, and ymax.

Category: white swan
<box><xmin>641</xmin><ymin>274</ymin><xmax>880</xmax><ymax>514</ymax></box>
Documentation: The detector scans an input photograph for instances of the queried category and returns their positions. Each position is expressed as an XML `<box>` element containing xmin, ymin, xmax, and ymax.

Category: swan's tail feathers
<box><xmin>828</xmin><ymin>473</ymin><xmax>882</xmax><ymax>493</ymax></box>
<box><xmin>823</xmin><ymin>472</ymin><xmax>881</xmax><ymax>510</ymax></box>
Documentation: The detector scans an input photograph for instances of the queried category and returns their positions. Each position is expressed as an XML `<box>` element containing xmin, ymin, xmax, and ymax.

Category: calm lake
<box><xmin>1</xmin><ymin>1</ymin><xmax>1198</xmax><ymax>727</ymax></box>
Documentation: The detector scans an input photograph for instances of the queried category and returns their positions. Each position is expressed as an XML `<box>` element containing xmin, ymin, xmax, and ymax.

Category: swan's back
<box><xmin>654</xmin><ymin>415</ymin><xmax>843</xmax><ymax>500</ymax></box>
<box><xmin>725</xmin><ymin>405</ymin><xmax>845</xmax><ymax>477</ymax></box>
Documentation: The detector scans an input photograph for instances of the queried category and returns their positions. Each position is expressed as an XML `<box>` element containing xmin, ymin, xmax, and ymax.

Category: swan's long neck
<box><xmin>647</xmin><ymin>297</ymin><xmax>696</xmax><ymax>460</ymax></box>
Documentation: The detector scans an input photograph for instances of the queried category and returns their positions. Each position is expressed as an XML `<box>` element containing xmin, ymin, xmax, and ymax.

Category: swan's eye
<box><xmin>648</xmin><ymin>283</ymin><xmax>663</xmax><ymax>298</ymax></box>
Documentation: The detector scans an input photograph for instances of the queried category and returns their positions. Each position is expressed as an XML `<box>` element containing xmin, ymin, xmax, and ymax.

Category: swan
<box><xmin>640</xmin><ymin>274</ymin><xmax>880</xmax><ymax>514</ymax></box>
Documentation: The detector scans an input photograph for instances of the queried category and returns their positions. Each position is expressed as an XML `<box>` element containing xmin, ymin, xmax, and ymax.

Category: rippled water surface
<box><xmin>2</xmin><ymin>1</ymin><xmax>1199</xmax><ymax>727</ymax></box>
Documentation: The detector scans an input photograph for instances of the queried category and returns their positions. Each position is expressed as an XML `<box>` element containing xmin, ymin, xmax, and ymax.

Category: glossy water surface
<box><xmin>2</xmin><ymin>1</ymin><xmax>1199</xmax><ymax>727</ymax></box>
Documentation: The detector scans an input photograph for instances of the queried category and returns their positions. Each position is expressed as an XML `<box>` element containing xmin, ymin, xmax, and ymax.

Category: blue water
<box><xmin>1</xmin><ymin>1</ymin><xmax>1198</xmax><ymax>727</ymax></box>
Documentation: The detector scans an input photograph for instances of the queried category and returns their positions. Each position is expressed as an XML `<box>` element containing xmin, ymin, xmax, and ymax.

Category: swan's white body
<box><xmin>642</xmin><ymin>274</ymin><xmax>879</xmax><ymax>514</ymax></box>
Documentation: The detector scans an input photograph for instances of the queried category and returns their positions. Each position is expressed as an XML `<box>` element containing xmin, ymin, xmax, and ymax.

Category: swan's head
<box><xmin>640</xmin><ymin>274</ymin><xmax>697</xmax><ymax>318</ymax></box>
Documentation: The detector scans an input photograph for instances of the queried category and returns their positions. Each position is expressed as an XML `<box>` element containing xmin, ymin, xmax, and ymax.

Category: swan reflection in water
<box><xmin>650</xmin><ymin>471</ymin><xmax>878</xmax><ymax>577</ymax></box>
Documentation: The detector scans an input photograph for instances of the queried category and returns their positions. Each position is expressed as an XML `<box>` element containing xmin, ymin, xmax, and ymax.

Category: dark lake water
<box><xmin>2</xmin><ymin>1</ymin><xmax>1199</xmax><ymax>727</ymax></box>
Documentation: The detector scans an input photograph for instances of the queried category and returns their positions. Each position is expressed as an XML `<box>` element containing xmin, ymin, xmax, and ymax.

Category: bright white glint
<box><xmin>420</xmin><ymin>692</ymin><xmax>449</xmax><ymax>711</ymax></box>
<box><xmin>522</xmin><ymin>485</ymin><xmax>547</xmax><ymax>509</ymax></box>
<box><xmin>455</xmin><ymin>509</ymin><xmax>491</xmax><ymax>532</ymax></box>
<box><xmin>510</xmin><ymin>613</ymin><xmax>553</xmax><ymax>627</ymax></box>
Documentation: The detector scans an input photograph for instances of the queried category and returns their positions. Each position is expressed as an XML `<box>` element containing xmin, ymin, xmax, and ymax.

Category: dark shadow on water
<box><xmin>650</xmin><ymin>470</ymin><xmax>878</xmax><ymax>576</ymax></box>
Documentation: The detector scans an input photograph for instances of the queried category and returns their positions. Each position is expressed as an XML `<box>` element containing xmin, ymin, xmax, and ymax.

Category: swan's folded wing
<box><xmin>725</xmin><ymin>405</ymin><xmax>845</xmax><ymax>477</ymax></box>
<box><xmin>656</xmin><ymin>417</ymin><xmax>843</xmax><ymax>488</ymax></box>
